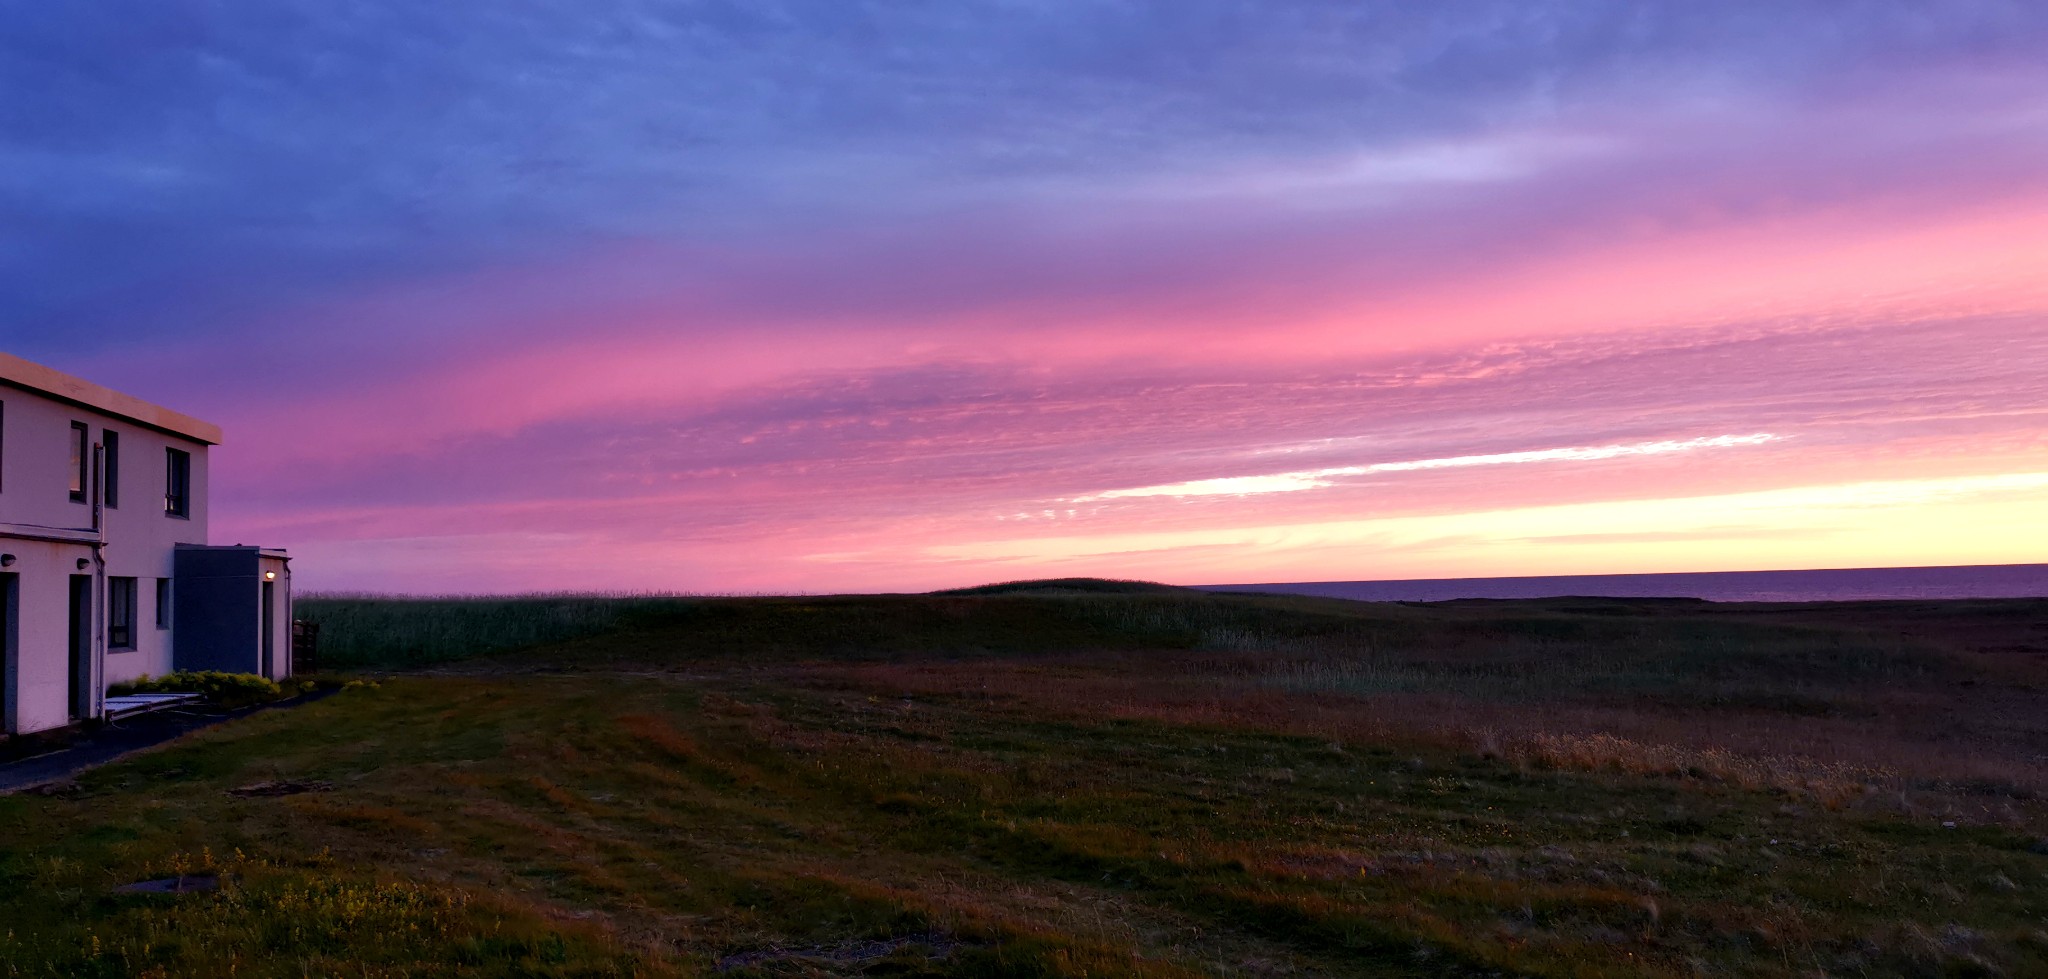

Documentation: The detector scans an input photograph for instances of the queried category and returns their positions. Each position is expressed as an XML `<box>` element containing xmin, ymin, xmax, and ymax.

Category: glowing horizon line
<box><xmin>1073</xmin><ymin>433</ymin><xmax>1783</xmax><ymax>502</ymax></box>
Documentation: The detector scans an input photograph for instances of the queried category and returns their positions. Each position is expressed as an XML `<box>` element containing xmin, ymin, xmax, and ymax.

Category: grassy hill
<box><xmin>3</xmin><ymin>583</ymin><xmax>2045</xmax><ymax>976</ymax></box>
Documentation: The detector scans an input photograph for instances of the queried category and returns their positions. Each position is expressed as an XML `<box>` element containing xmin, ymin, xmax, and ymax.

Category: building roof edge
<box><xmin>0</xmin><ymin>352</ymin><xmax>223</xmax><ymax>445</ymax></box>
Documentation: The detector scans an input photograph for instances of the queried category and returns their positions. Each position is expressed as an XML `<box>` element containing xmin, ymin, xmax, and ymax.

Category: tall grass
<box><xmin>299</xmin><ymin>592</ymin><xmax>695</xmax><ymax>668</ymax></box>
<box><xmin>301</xmin><ymin>585</ymin><xmax>1953</xmax><ymax>702</ymax></box>
<box><xmin>300</xmin><ymin>588</ymin><xmax>1220</xmax><ymax>668</ymax></box>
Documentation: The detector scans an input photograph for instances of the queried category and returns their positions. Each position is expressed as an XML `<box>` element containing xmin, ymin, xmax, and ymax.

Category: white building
<box><xmin>1</xmin><ymin>352</ymin><xmax>292</xmax><ymax>737</ymax></box>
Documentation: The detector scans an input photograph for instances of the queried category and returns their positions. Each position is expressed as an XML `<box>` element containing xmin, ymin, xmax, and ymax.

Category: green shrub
<box><xmin>109</xmin><ymin>670</ymin><xmax>284</xmax><ymax>708</ymax></box>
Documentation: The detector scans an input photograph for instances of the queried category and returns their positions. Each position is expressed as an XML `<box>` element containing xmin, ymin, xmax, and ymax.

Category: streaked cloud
<box><xmin>911</xmin><ymin>471</ymin><xmax>2048</xmax><ymax>584</ymax></box>
<box><xmin>4</xmin><ymin>3</ymin><xmax>2046</xmax><ymax>591</ymax></box>
<box><xmin>1077</xmin><ymin>434</ymin><xmax>1782</xmax><ymax>501</ymax></box>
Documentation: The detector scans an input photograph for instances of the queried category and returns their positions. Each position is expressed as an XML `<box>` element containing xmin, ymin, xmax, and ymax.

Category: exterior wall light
<box><xmin>77</xmin><ymin>558</ymin><xmax>91</xmax><ymax>570</ymax></box>
<box><xmin>0</xmin><ymin>553</ymin><xmax>13</xmax><ymax>566</ymax></box>
<box><xmin>264</xmin><ymin>570</ymin><xmax>278</xmax><ymax>581</ymax></box>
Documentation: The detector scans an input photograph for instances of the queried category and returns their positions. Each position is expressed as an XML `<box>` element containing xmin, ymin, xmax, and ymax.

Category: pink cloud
<box><xmin>78</xmin><ymin>77</ymin><xmax>2048</xmax><ymax>593</ymax></box>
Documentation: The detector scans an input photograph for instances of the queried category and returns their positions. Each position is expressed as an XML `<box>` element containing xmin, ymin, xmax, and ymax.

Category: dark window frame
<box><xmin>108</xmin><ymin>576</ymin><xmax>137</xmax><ymax>650</ymax></box>
<box><xmin>69</xmin><ymin>421</ymin><xmax>88</xmax><ymax>503</ymax></box>
<box><xmin>164</xmin><ymin>447</ymin><xmax>190</xmax><ymax>518</ymax></box>
<box><xmin>102</xmin><ymin>429</ymin><xmax>119</xmax><ymax>509</ymax></box>
<box><xmin>156</xmin><ymin>577</ymin><xmax>172</xmax><ymax>630</ymax></box>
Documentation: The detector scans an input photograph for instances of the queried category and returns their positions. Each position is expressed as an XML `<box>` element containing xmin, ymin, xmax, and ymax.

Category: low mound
<box><xmin>930</xmin><ymin>577</ymin><xmax>1187</xmax><ymax>596</ymax></box>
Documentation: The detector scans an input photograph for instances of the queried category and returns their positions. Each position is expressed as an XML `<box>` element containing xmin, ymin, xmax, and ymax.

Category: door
<box><xmin>261</xmin><ymin>580</ymin><xmax>276</xmax><ymax>679</ymax></box>
<box><xmin>0</xmin><ymin>573</ymin><xmax>15</xmax><ymax>734</ymax></box>
<box><xmin>69</xmin><ymin>574</ymin><xmax>92</xmax><ymax>721</ymax></box>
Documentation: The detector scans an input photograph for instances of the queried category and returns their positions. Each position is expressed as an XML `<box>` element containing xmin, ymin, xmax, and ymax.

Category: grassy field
<box><xmin>3</xmin><ymin>582</ymin><xmax>2046</xmax><ymax>977</ymax></box>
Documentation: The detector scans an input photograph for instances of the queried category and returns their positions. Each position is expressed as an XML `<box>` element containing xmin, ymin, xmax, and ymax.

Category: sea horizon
<box><xmin>1195</xmin><ymin>561</ymin><xmax>2048</xmax><ymax>604</ymax></box>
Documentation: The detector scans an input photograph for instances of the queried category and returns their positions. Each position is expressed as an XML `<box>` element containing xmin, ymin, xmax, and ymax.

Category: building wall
<box><xmin>0</xmin><ymin>388</ymin><xmax>211</xmax><ymax>536</ymax></box>
<box><xmin>170</xmin><ymin>549</ymin><xmax>294</xmax><ymax>682</ymax></box>
<box><xmin>260</xmin><ymin>554</ymin><xmax>292</xmax><ymax>680</ymax></box>
<box><xmin>0</xmin><ymin>539</ymin><xmax>95</xmax><ymax>734</ymax></box>
<box><xmin>0</xmin><ymin>386</ymin><xmax>213</xmax><ymax>733</ymax></box>
<box><xmin>173</xmin><ymin>547</ymin><xmax>257</xmax><ymax>675</ymax></box>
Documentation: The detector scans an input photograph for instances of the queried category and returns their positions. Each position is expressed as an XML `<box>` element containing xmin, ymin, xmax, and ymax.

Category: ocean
<box><xmin>1196</xmin><ymin>563</ymin><xmax>2048</xmax><ymax>604</ymax></box>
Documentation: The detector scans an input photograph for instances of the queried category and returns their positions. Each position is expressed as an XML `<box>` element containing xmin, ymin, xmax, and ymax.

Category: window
<box><xmin>164</xmin><ymin>447</ymin><xmax>190</xmax><ymax>518</ymax></box>
<box><xmin>108</xmin><ymin>577</ymin><xmax>137</xmax><ymax>650</ymax></box>
<box><xmin>156</xmin><ymin>578</ymin><xmax>172</xmax><ymax>629</ymax></box>
<box><xmin>69</xmin><ymin>422</ymin><xmax>88</xmax><ymax>503</ymax></box>
<box><xmin>102</xmin><ymin>429</ymin><xmax>119</xmax><ymax>509</ymax></box>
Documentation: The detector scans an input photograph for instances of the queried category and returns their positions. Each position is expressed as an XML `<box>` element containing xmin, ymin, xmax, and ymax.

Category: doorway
<box><xmin>69</xmin><ymin>574</ymin><xmax>92</xmax><ymax>721</ymax></box>
<box><xmin>0</xmin><ymin>573</ymin><xmax>15</xmax><ymax>734</ymax></box>
<box><xmin>261</xmin><ymin>580</ymin><xmax>276</xmax><ymax>679</ymax></box>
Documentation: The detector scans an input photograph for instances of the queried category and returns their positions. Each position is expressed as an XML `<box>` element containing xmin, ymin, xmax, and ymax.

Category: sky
<box><xmin>4</xmin><ymin>1</ymin><xmax>2046</xmax><ymax>594</ymax></box>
